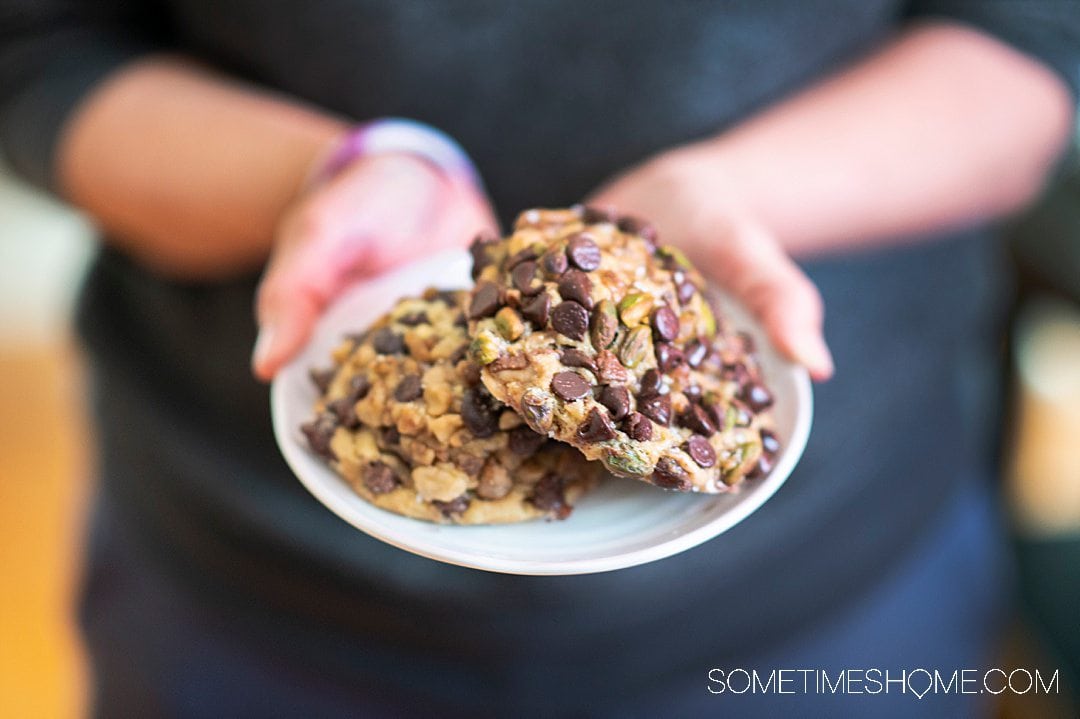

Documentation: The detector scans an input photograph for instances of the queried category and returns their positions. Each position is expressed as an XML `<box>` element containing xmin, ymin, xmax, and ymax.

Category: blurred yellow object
<box><xmin>1007</xmin><ymin>298</ymin><xmax>1080</xmax><ymax>536</ymax></box>
<box><xmin>0</xmin><ymin>345</ymin><xmax>90</xmax><ymax>719</ymax></box>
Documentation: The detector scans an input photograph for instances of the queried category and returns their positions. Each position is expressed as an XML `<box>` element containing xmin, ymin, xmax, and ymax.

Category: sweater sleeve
<box><xmin>0</xmin><ymin>0</ymin><xmax>170</xmax><ymax>191</ymax></box>
<box><xmin>906</xmin><ymin>0</ymin><xmax>1080</xmax><ymax>101</ymax></box>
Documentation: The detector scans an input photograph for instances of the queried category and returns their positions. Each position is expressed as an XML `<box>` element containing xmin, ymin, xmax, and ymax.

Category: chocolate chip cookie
<box><xmin>302</xmin><ymin>289</ymin><xmax>602</xmax><ymax>523</ymax></box>
<box><xmin>468</xmin><ymin>207</ymin><xmax>779</xmax><ymax>492</ymax></box>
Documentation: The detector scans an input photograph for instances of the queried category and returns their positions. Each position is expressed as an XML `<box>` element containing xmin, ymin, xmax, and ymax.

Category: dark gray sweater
<box><xmin>1</xmin><ymin>0</ymin><xmax>1078</xmax><ymax>713</ymax></box>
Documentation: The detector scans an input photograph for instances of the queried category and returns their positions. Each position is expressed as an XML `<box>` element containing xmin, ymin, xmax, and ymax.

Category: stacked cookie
<box><xmin>303</xmin><ymin>207</ymin><xmax>779</xmax><ymax>523</ymax></box>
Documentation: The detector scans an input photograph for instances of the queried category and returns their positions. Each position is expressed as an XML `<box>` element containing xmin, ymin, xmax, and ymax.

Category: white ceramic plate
<box><xmin>272</xmin><ymin>250</ymin><xmax>812</xmax><ymax>575</ymax></box>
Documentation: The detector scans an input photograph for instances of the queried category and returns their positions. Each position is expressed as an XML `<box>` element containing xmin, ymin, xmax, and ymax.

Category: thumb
<box><xmin>251</xmin><ymin>222</ymin><xmax>374</xmax><ymax>382</ymax></box>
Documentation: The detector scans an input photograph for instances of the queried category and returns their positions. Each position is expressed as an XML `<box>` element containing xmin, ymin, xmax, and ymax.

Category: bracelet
<box><xmin>308</xmin><ymin>117</ymin><xmax>481</xmax><ymax>189</ymax></box>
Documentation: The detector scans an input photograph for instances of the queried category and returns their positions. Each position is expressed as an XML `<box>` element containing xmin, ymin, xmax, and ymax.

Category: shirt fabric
<box><xmin>1</xmin><ymin>0</ymin><xmax>1078</xmax><ymax>713</ymax></box>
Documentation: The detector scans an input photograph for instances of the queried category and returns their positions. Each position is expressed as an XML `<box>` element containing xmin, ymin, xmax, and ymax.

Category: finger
<box><xmin>251</xmin><ymin>224</ymin><xmax>372</xmax><ymax>381</ymax></box>
<box><xmin>695</xmin><ymin>220</ymin><xmax>834</xmax><ymax>381</ymax></box>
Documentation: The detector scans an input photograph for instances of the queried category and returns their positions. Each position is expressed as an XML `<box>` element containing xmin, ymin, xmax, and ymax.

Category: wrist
<box><xmin>306</xmin><ymin>118</ymin><xmax>481</xmax><ymax>191</ymax></box>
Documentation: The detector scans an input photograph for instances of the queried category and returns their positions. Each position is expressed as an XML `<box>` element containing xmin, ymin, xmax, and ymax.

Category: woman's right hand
<box><xmin>251</xmin><ymin>151</ymin><xmax>498</xmax><ymax>381</ymax></box>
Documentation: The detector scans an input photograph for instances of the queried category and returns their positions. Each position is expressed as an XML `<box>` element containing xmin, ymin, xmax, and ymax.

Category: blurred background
<box><xmin>0</xmin><ymin>132</ymin><xmax>1077</xmax><ymax>717</ymax></box>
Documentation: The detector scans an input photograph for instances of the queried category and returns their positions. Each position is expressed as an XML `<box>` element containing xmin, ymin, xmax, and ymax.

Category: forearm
<box><xmin>58</xmin><ymin>56</ymin><xmax>348</xmax><ymax>278</ymax></box>
<box><xmin>678</xmin><ymin>22</ymin><xmax>1074</xmax><ymax>256</ymax></box>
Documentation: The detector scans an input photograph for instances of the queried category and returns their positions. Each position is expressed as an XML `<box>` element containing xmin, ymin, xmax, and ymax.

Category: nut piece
<box><xmin>469</xmin><ymin>330</ymin><xmax>502</xmax><ymax>365</ymax></box>
<box><xmin>477</xmin><ymin>460</ymin><xmax>513</xmax><ymax>500</ymax></box>
<box><xmin>619</xmin><ymin>326</ymin><xmax>653</xmax><ymax>368</ymax></box>
<box><xmin>520</xmin><ymin>387</ymin><xmax>555</xmax><ymax>433</ymax></box>
<box><xmin>412</xmin><ymin>463</ymin><xmax>470</xmax><ymax>502</ymax></box>
<box><xmin>618</xmin><ymin>292</ymin><xmax>654</xmax><ymax>327</ymax></box>
<box><xmin>591</xmin><ymin>299</ymin><xmax>618</xmax><ymax>350</ymax></box>
<box><xmin>494</xmin><ymin>307</ymin><xmax>525</xmax><ymax>341</ymax></box>
<box><xmin>603</xmin><ymin>444</ymin><xmax>651</xmax><ymax>477</ymax></box>
<box><xmin>657</xmin><ymin>244</ymin><xmax>692</xmax><ymax>270</ymax></box>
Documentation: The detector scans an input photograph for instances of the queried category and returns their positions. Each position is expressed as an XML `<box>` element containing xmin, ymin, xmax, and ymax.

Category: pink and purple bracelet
<box><xmin>308</xmin><ymin>117</ymin><xmax>481</xmax><ymax>189</ymax></box>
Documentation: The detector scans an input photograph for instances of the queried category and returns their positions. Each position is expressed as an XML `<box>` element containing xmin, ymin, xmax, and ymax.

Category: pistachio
<box><xmin>722</xmin><ymin>441</ymin><xmax>762</xmax><ymax>486</ymax></box>
<box><xmin>494</xmin><ymin>307</ymin><xmax>525</xmax><ymax>341</ymax></box>
<box><xmin>617</xmin><ymin>292</ymin><xmax>654</xmax><ymax>327</ymax></box>
<box><xmin>591</xmin><ymin>299</ymin><xmax>619</xmax><ymax>349</ymax></box>
<box><xmin>701</xmin><ymin>300</ymin><xmax>717</xmax><ymax>336</ymax></box>
<box><xmin>657</xmin><ymin>244</ymin><xmax>692</xmax><ymax>270</ymax></box>
<box><xmin>619</xmin><ymin>326</ymin><xmax>653</xmax><ymax>368</ymax></box>
<box><xmin>520</xmin><ymin>387</ymin><xmax>555</xmax><ymax>433</ymax></box>
<box><xmin>469</xmin><ymin>330</ymin><xmax>502</xmax><ymax>365</ymax></box>
<box><xmin>603</xmin><ymin>444</ymin><xmax>651</xmax><ymax>477</ymax></box>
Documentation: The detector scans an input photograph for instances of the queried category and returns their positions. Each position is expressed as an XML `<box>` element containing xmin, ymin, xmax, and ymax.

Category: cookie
<box><xmin>467</xmin><ymin>207</ymin><xmax>779</xmax><ymax>492</ymax></box>
<box><xmin>302</xmin><ymin>289</ymin><xmax>602</xmax><ymax>524</ymax></box>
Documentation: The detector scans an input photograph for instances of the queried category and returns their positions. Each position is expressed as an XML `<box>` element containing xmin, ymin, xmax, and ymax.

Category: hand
<box><xmin>588</xmin><ymin>149</ymin><xmax>834</xmax><ymax>380</ymax></box>
<box><xmin>252</xmin><ymin>152</ymin><xmax>498</xmax><ymax>380</ymax></box>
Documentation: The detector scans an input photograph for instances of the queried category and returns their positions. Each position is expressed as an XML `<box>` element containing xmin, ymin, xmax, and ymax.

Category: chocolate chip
<box><xmin>363</xmin><ymin>461</ymin><xmax>399</xmax><ymax>495</ymax></box>
<box><xmin>595</xmin><ymin>349</ymin><xmax>630</xmax><ymax>384</ymax></box>
<box><xmin>639</xmin><ymin>369</ymin><xmax>662</xmax><ymax>397</ymax></box>
<box><xmin>397</xmin><ymin>311</ymin><xmax>429</xmax><ymax>327</ymax></box>
<box><xmin>550</xmin><ymin>300</ymin><xmax>589</xmax><ymax>340</ymax></box>
<box><xmin>652</xmin><ymin>457</ymin><xmax>691</xmax><ymax>490</ymax></box>
<box><xmin>328</xmin><ymin>397</ymin><xmax>360</xmax><ymax>428</ymax></box>
<box><xmin>489</xmin><ymin>353</ymin><xmax>529</xmax><ymax>372</ymax></box>
<box><xmin>683</xmin><ymin>384</ymin><xmax>702</xmax><ymax>403</ymax></box>
<box><xmin>679</xmin><ymin>404</ymin><xmax>716</xmax><ymax>436</ymax></box>
<box><xmin>461</xmin><ymin>361</ymin><xmax>482</xmax><ymax>385</ymax></box>
<box><xmin>461</xmin><ymin>386</ymin><xmax>499</xmax><ymax>438</ymax></box>
<box><xmin>309</xmin><ymin>367</ymin><xmax>335</xmax><ymax>394</ymax></box>
<box><xmin>722</xmin><ymin>361</ymin><xmax>751</xmax><ymax>386</ymax></box>
<box><xmin>740</xmin><ymin>382</ymin><xmax>774</xmax><ymax>412</ymax></box>
<box><xmin>557</xmin><ymin>270</ymin><xmax>594</xmax><ymax>310</ymax></box>
<box><xmin>511</xmin><ymin>260</ymin><xmax>543</xmax><ymax>295</ymax></box>
<box><xmin>598</xmin><ymin>385</ymin><xmax>631</xmax><ymax>420</ymax></box>
<box><xmin>505</xmin><ymin>245</ymin><xmax>539</xmax><ymax>270</ymax></box>
<box><xmin>655</xmin><ymin>342</ymin><xmax>685</xmax><ymax>372</ymax></box>
<box><xmin>685</xmin><ymin>339</ymin><xmax>708</xmax><ymax>368</ymax></box>
<box><xmin>508</xmin><ymin>425</ymin><xmax>547</xmax><ymax>456</ymax></box>
<box><xmin>637</xmin><ymin>392</ymin><xmax>671</xmax><ymax>426</ymax></box>
<box><xmin>560</xmin><ymin>348</ymin><xmax>597</xmax><ymax>371</ymax></box>
<box><xmin>433</xmin><ymin>495</ymin><xmax>471</xmax><ymax>517</ymax></box>
<box><xmin>551</xmin><ymin>371</ymin><xmax>591</xmax><ymax>401</ymax></box>
<box><xmin>521</xmin><ymin>292</ymin><xmax>552</xmax><ymax>327</ymax></box>
<box><xmin>372</xmin><ymin>328</ymin><xmax>406</xmax><ymax>355</ymax></box>
<box><xmin>685</xmin><ymin>435</ymin><xmax>716</xmax><ymax>468</ymax></box>
<box><xmin>748</xmin><ymin>454</ymin><xmax>774</xmax><ymax>480</ymax></box>
<box><xmin>761</xmin><ymin>429</ymin><xmax>781</xmax><ymax>457</ymax></box>
<box><xmin>577</xmin><ymin>407</ymin><xmax>617</xmax><ymax>442</ymax></box>
<box><xmin>738</xmin><ymin>331</ymin><xmax>757</xmax><ymax>354</ymax></box>
<box><xmin>301</xmin><ymin>413</ymin><xmax>337</xmax><ymax>460</ymax></box>
<box><xmin>459</xmin><ymin>456</ymin><xmax>484</xmax><ymax>477</ymax></box>
<box><xmin>651</xmin><ymin>306</ymin><xmax>679</xmax><ymax>342</ymax></box>
<box><xmin>469</xmin><ymin>231</ymin><xmax>497</xmax><ymax>280</ymax></box>
<box><xmin>380</xmin><ymin>425</ymin><xmax>400</xmax><ymax>445</ymax></box>
<box><xmin>676</xmin><ymin>280</ymin><xmax>696</xmax><ymax>305</ymax></box>
<box><xmin>566</xmin><ymin>233</ymin><xmax>602</xmax><ymax>271</ymax></box>
<box><xmin>468</xmin><ymin>281</ymin><xmax>501</xmax><ymax>319</ymax></box>
<box><xmin>582</xmin><ymin>205</ymin><xmax>617</xmax><ymax>224</ymax></box>
<box><xmin>624</xmin><ymin>412</ymin><xmax>653</xmax><ymax>441</ymax></box>
<box><xmin>433</xmin><ymin>289</ymin><xmax>460</xmax><ymax>306</ymax></box>
<box><xmin>529</xmin><ymin>474</ymin><xmax>571</xmax><ymax>519</ymax></box>
<box><xmin>541</xmin><ymin>246</ymin><xmax>569</xmax><ymax>277</ymax></box>
<box><xmin>393</xmin><ymin>373</ymin><xmax>423</xmax><ymax>402</ymax></box>
<box><xmin>454</xmin><ymin>312</ymin><xmax>468</xmax><ymax>328</ymax></box>
<box><xmin>617</xmin><ymin>214</ymin><xmax>658</xmax><ymax>243</ymax></box>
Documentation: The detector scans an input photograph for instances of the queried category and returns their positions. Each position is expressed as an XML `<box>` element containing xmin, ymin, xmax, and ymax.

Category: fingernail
<box><xmin>252</xmin><ymin>322</ymin><xmax>277</xmax><ymax>377</ymax></box>
<box><xmin>797</xmin><ymin>333</ymin><xmax>834</xmax><ymax>381</ymax></box>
